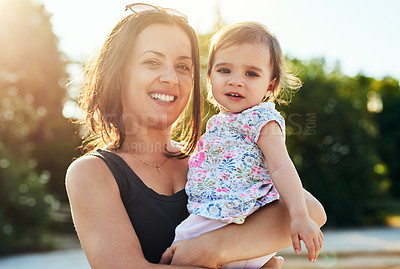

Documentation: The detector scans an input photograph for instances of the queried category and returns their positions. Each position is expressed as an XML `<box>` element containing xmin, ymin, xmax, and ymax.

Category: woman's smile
<box><xmin>148</xmin><ymin>92</ymin><xmax>177</xmax><ymax>103</ymax></box>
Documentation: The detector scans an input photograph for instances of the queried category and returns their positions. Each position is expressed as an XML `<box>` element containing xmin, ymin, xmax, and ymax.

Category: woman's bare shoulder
<box><xmin>66</xmin><ymin>154</ymin><xmax>106</xmax><ymax>178</ymax></box>
<box><xmin>65</xmin><ymin>154</ymin><xmax>115</xmax><ymax>193</ymax></box>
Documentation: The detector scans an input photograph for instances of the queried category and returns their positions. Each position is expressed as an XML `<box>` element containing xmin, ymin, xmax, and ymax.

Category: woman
<box><xmin>66</xmin><ymin>4</ymin><xmax>326</xmax><ymax>268</ymax></box>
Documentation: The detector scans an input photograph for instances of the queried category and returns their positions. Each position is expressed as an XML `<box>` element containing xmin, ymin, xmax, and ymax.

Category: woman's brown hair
<box><xmin>78</xmin><ymin>11</ymin><xmax>201</xmax><ymax>157</ymax></box>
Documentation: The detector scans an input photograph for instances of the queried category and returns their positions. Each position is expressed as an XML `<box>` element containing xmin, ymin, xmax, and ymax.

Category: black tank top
<box><xmin>89</xmin><ymin>149</ymin><xmax>189</xmax><ymax>263</ymax></box>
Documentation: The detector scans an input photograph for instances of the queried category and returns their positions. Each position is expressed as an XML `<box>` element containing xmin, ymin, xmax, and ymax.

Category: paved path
<box><xmin>0</xmin><ymin>227</ymin><xmax>399</xmax><ymax>269</ymax></box>
<box><xmin>0</xmin><ymin>249</ymin><xmax>89</xmax><ymax>269</ymax></box>
<box><xmin>280</xmin><ymin>227</ymin><xmax>400</xmax><ymax>254</ymax></box>
<box><xmin>278</xmin><ymin>227</ymin><xmax>400</xmax><ymax>268</ymax></box>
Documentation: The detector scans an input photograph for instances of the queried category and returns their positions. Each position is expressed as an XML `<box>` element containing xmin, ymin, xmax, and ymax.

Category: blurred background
<box><xmin>0</xmin><ymin>0</ymin><xmax>399</xmax><ymax>268</ymax></box>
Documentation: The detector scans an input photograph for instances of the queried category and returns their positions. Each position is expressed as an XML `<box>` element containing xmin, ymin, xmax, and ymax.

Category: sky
<box><xmin>37</xmin><ymin>0</ymin><xmax>400</xmax><ymax>80</ymax></box>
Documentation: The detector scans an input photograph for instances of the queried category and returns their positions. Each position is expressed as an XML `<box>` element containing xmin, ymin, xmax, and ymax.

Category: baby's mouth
<box><xmin>226</xmin><ymin>93</ymin><xmax>243</xmax><ymax>97</ymax></box>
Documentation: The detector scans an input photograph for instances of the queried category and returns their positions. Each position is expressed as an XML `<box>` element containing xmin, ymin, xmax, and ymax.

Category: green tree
<box><xmin>196</xmin><ymin>23</ymin><xmax>392</xmax><ymax>225</ymax></box>
<box><xmin>374</xmin><ymin>78</ymin><xmax>400</xmax><ymax>199</ymax></box>
<box><xmin>280</xmin><ymin>59</ymin><xmax>390</xmax><ymax>226</ymax></box>
<box><xmin>0</xmin><ymin>0</ymin><xmax>79</xmax><ymax>253</ymax></box>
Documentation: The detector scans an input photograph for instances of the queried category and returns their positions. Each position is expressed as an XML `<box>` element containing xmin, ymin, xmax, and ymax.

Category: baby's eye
<box><xmin>245</xmin><ymin>71</ymin><xmax>259</xmax><ymax>77</ymax></box>
<box><xmin>217</xmin><ymin>68</ymin><xmax>230</xmax><ymax>73</ymax></box>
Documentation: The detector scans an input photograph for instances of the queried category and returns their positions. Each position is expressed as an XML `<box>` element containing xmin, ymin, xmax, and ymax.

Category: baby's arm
<box><xmin>257</xmin><ymin>121</ymin><xmax>324</xmax><ymax>262</ymax></box>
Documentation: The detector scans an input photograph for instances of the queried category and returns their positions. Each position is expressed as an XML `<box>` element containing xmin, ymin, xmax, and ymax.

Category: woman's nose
<box><xmin>160</xmin><ymin>65</ymin><xmax>178</xmax><ymax>85</ymax></box>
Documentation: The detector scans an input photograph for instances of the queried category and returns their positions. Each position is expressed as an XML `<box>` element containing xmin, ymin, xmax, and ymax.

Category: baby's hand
<box><xmin>290</xmin><ymin>216</ymin><xmax>324</xmax><ymax>262</ymax></box>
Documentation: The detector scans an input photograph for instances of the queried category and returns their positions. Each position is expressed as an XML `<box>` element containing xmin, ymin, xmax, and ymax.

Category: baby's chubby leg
<box><xmin>222</xmin><ymin>252</ymin><xmax>276</xmax><ymax>269</ymax></box>
<box><xmin>260</xmin><ymin>256</ymin><xmax>284</xmax><ymax>269</ymax></box>
<box><xmin>173</xmin><ymin>214</ymin><xmax>227</xmax><ymax>243</ymax></box>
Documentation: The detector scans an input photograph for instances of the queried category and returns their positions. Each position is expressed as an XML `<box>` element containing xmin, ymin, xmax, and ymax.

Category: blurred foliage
<box><xmin>277</xmin><ymin>59</ymin><xmax>397</xmax><ymax>226</ymax></box>
<box><xmin>375</xmin><ymin>78</ymin><xmax>400</xmax><ymax>197</ymax></box>
<box><xmin>0</xmin><ymin>0</ymin><xmax>80</xmax><ymax>254</ymax></box>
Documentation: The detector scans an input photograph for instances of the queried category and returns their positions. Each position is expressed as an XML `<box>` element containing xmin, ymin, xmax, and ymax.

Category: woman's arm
<box><xmin>214</xmin><ymin>190</ymin><xmax>326</xmax><ymax>264</ymax></box>
<box><xmin>161</xmin><ymin>190</ymin><xmax>326</xmax><ymax>268</ymax></box>
<box><xmin>66</xmin><ymin>156</ymin><xmax>203</xmax><ymax>269</ymax></box>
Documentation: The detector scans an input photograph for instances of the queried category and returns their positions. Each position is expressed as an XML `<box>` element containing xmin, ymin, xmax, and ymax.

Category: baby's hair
<box><xmin>207</xmin><ymin>21</ymin><xmax>302</xmax><ymax>106</ymax></box>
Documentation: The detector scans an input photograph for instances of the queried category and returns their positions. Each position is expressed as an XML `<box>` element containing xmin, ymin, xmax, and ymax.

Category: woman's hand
<box><xmin>160</xmin><ymin>236</ymin><xmax>222</xmax><ymax>268</ymax></box>
<box><xmin>290</xmin><ymin>216</ymin><xmax>324</xmax><ymax>262</ymax></box>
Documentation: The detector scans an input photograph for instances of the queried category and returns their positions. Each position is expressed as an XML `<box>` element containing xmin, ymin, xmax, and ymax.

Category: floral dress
<box><xmin>186</xmin><ymin>102</ymin><xmax>285</xmax><ymax>224</ymax></box>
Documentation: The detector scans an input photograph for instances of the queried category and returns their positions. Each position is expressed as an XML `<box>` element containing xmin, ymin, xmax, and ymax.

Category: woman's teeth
<box><xmin>149</xmin><ymin>93</ymin><xmax>175</xmax><ymax>102</ymax></box>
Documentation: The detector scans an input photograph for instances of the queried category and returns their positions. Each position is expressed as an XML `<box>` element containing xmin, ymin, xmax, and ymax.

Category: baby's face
<box><xmin>210</xmin><ymin>43</ymin><xmax>275</xmax><ymax>113</ymax></box>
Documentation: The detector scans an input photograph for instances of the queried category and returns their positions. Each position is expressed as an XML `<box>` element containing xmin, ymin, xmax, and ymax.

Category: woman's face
<box><xmin>120</xmin><ymin>23</ymin><xmax>193</xmax><ymax>133</ymax></box>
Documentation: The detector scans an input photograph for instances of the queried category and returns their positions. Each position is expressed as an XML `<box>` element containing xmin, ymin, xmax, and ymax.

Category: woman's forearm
<box><xmin>201</xmin><ymin>190</ymin><xmax>326</xmax><ymax>266</ymax></box>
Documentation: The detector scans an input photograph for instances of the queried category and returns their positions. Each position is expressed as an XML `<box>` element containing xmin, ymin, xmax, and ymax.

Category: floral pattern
<box><xmin>186</xmin><ymin>103</ymin><xmax>285</xmax><ymax>224</ymax></box>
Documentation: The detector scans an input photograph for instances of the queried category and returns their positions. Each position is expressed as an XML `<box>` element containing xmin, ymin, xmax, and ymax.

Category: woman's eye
<box><xmin>246</xmin><ymin>71</ymin><xmax>259</xmax><ymax>77</ymax></box>
<box><xmin>217</xmin><ymin>68</ymin><xmax>230</xmax><ymax>73</ymax></box>
<box><xmin>144</xmin><ymin>59</ymin><xmax>159</xmax><ymax>67</ymax></box>
<box><xmin>177</xmin><ymin>64</ymin><xmax>191</xmax><ymax>72</ymax></box>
